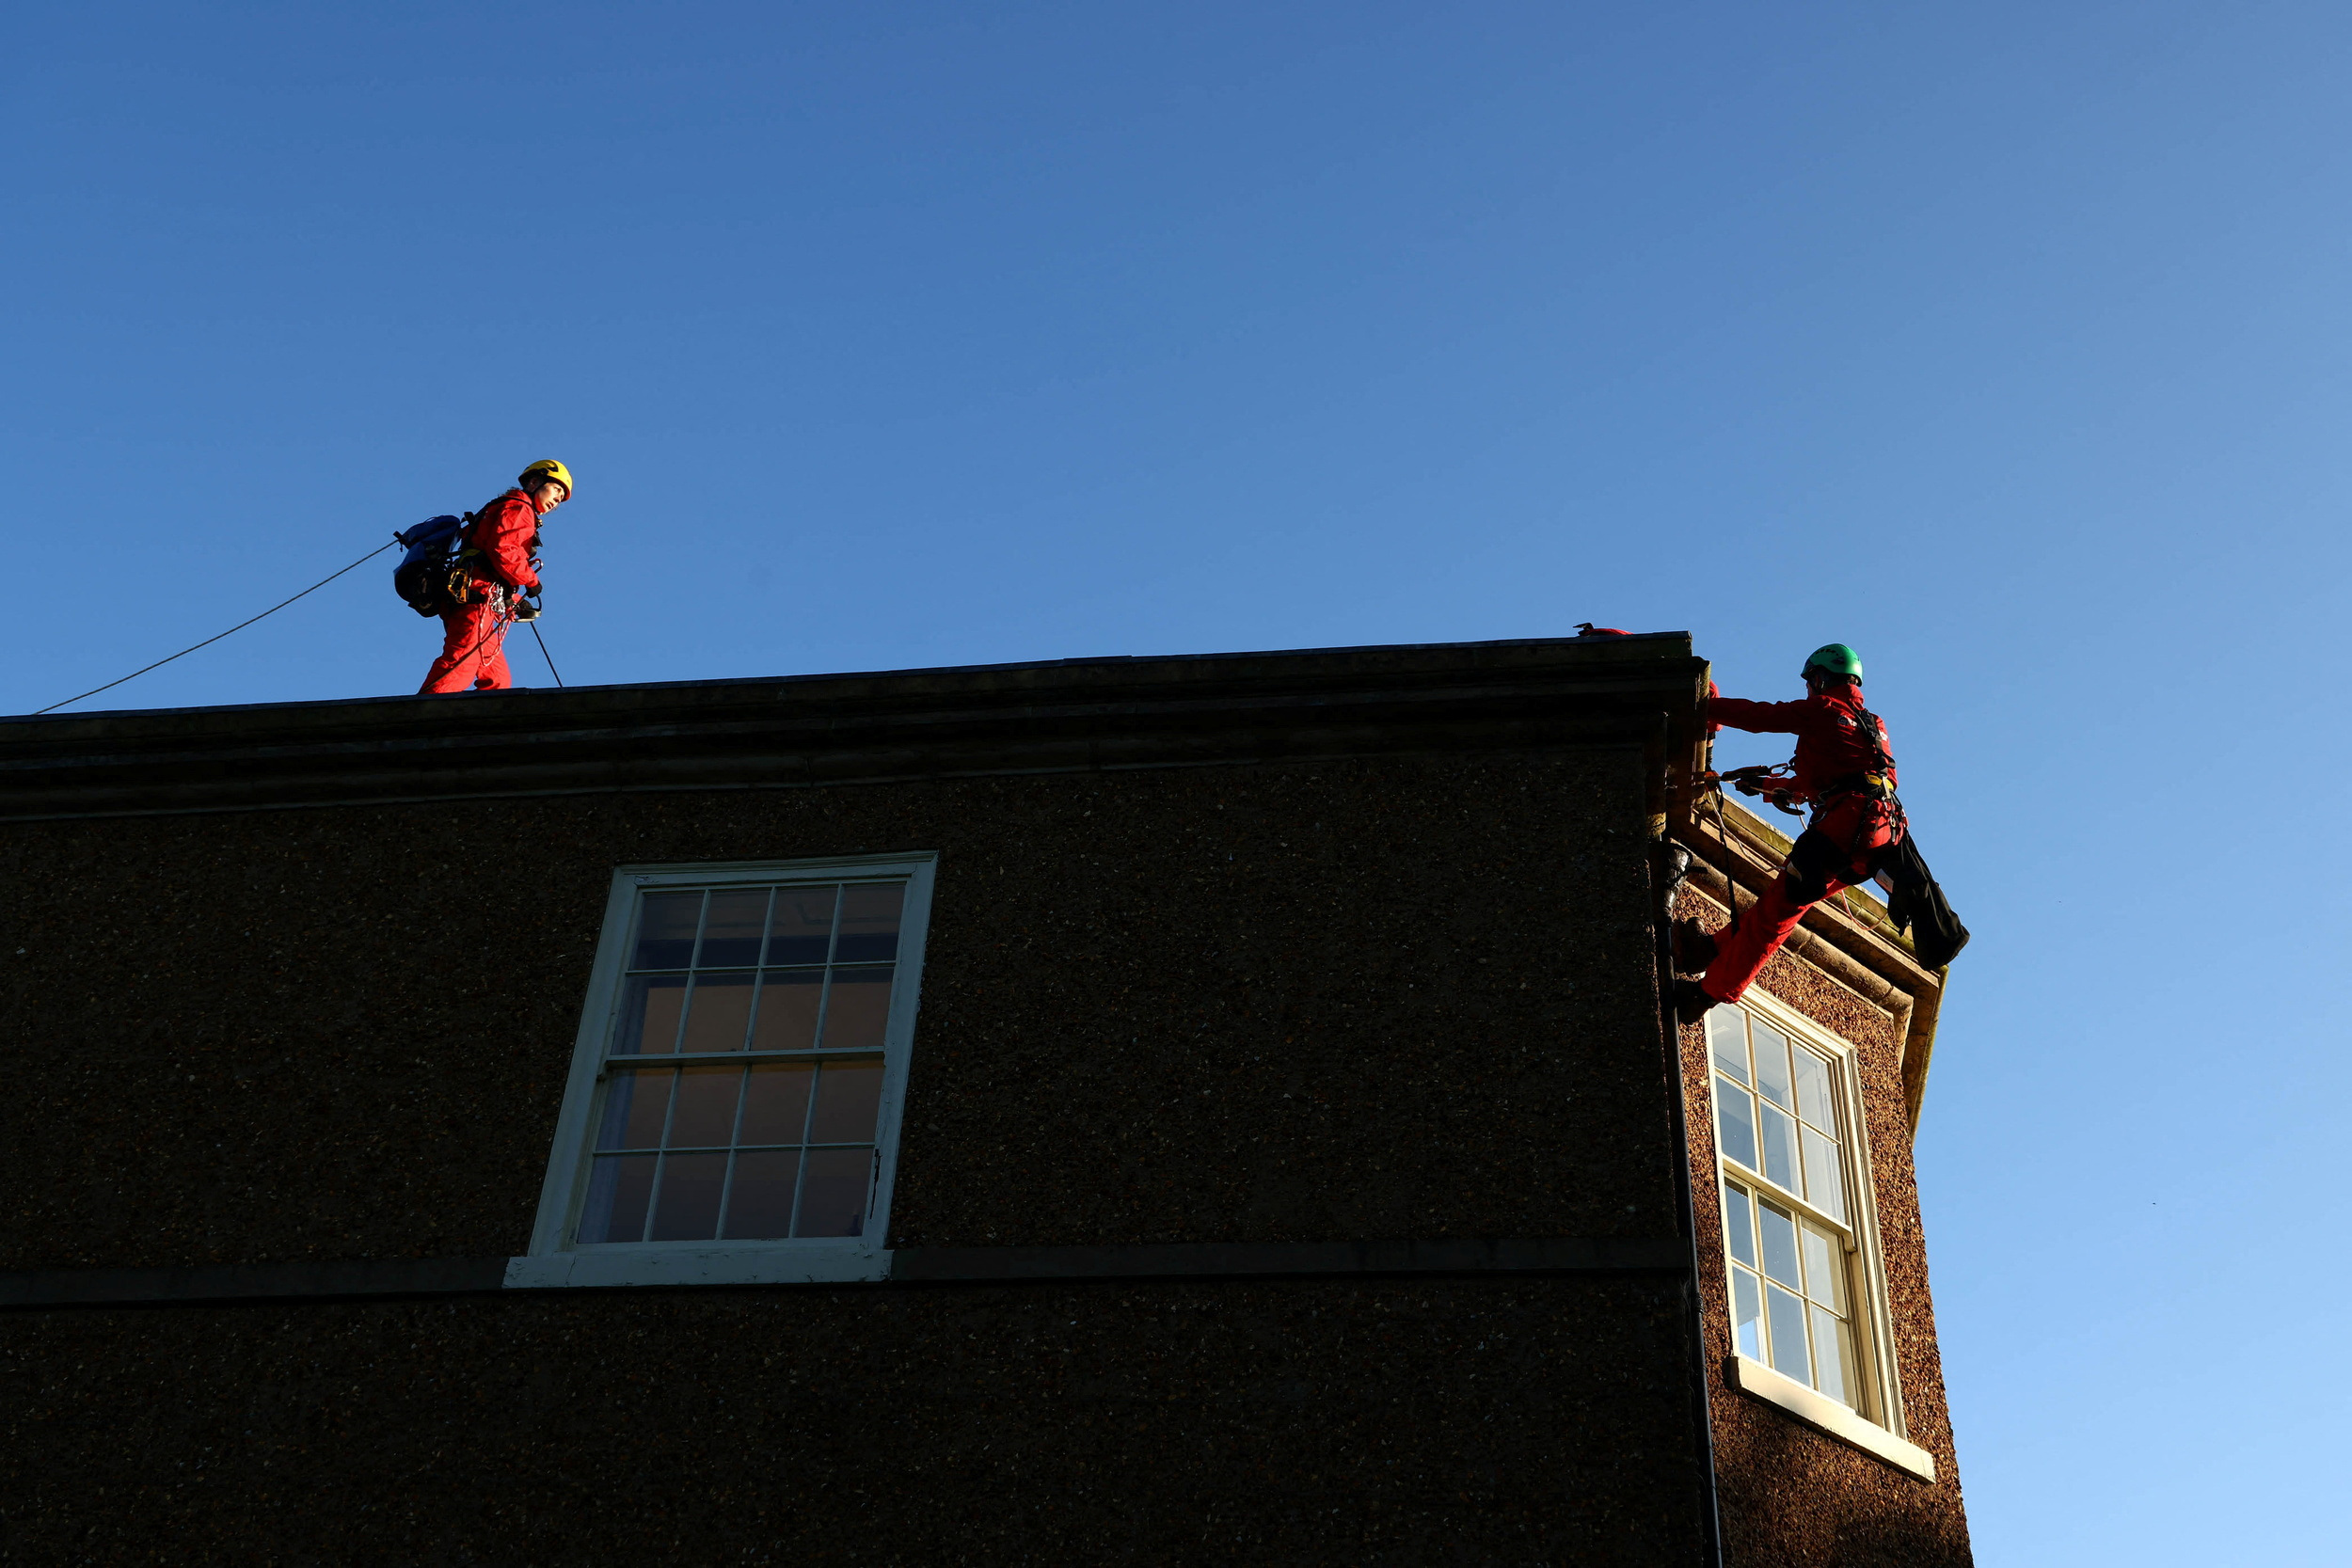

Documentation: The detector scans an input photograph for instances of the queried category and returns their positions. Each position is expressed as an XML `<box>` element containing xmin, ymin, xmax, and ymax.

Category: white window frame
<box><xmin>1709</xmin><ymin>989</ymin><xmax>1930</xmax><ymax>1475</ymax></box>
<box><xmin>507</xmin><ymin>852</ymin><xmax>936</xmax><ymax>1290</ymax></box>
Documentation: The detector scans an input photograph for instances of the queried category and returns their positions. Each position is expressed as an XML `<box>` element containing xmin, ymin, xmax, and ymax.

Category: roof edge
<box><xmin>0</xmin><ymin>632</ymin><xmax>1708</xmax><ymax>823</ymax></box>
<box><xmin>7</xmin><ymin>631</ymin><xmax>1693</xmax><ymax>733</ymax></box>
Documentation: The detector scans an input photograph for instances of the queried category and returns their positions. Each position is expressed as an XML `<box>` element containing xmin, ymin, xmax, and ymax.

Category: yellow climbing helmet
<box><xmin>518</xmin><ymin>458</ymin><xmax>574</xmax><ymax>497</ymax></box>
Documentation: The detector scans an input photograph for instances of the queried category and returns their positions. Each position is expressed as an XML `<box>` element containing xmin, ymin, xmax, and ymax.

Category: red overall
<box><xmin>1701</xmin><ymin>685</ymin><xmax>1903</xmax><ymax>1004</ymax></box>
<box><xmin>420</xmin><ymin>490</ymin><xmax>543</xmax><ymax>694</ymax></box>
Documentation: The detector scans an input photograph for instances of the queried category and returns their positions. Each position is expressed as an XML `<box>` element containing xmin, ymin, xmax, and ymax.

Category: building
<box><xmin>0</xmin><ymin>634</ymin><xmax>1971</xmax><ymax>1563</ymax></box>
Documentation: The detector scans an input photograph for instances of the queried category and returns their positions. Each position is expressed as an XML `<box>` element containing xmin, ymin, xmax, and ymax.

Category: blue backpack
<box><xmin>392</xmin><ymin>514</ymin><xmax>470</xmax><ymax>617</ymax></box>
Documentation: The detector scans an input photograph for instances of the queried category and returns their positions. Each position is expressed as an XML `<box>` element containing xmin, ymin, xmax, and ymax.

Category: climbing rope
<box><xmin>438</xmin><ymin>602</ymin><xmax>514</xmax><ymax>690</ymax></box>
<box><xmin>1711</xmin><ymin>778</ymin><xmax>1740</xmax><ymax>933</ymax></box>
<box><xmin>528</xmin><ymin>619</ymin><xmax>564</xmax><ymax>688</ymax></box>
<box><xmin>31</xmin><ymin>541</ymin><xmax>397</xmax><ymax>716</ymax></box>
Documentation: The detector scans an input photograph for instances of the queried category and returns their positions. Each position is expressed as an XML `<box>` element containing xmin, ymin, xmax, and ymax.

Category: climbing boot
<box><xmin>1670</xmin><ymin>918</ymin><xmax>1719</xmax><ymax>974</ymax></box>
<box><xmin>1673</xmin><ymin>978</ymin><xmax>1719</xmax><ymax>1024</ymax></box>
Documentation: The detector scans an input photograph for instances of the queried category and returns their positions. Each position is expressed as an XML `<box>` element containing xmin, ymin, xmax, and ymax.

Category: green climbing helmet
<box><xmin>1802</xmin><ymin>643</ymin><xmax>1864</xmax><ymax>681</ymax></box>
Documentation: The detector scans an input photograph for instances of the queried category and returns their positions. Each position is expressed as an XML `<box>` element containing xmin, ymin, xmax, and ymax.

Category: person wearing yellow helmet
<box><xmin>517</xmin><ymin>459</ymin><xmax>573</xmax><ymax>500</ymax></box>
<box><xmin>419</xmin><ymin>460</ymin><xmax>573</xmax><ymax>693</ymax></box>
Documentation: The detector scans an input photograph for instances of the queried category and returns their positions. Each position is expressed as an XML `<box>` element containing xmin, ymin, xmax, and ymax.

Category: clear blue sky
<box><xmin>7</xmin><ymin>3</ymin><xmax>2346</xmax><ymax>1559</ymax></box>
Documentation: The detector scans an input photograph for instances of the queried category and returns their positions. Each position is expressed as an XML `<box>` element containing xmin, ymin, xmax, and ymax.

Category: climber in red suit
<box><xmin>1674</xmin><ymin>642</ymin><xmax>1903</xmax><ymax>1022</ymax></box>
<box><xmin>420</xmin><ymin>459</ymin><xmax>570</xmax><ymax>694</ymax></box>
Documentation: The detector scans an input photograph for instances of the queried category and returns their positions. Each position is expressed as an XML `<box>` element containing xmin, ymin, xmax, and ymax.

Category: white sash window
<box><xmin>515</xmin><ymin>854</ymin><xmax>935</xmax><ymax>1289</ymax></box>
<box><xmin>1708</xmin><ymin>998</ymin><xmax>1907</xmax><ymax>1438</ymax></box>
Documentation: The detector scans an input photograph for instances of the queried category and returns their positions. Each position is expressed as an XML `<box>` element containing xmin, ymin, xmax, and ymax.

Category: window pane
<box><xmin>1758</xmin><ymin>1101</ymin><xmax>1800</xmax><ymax>1190</ymax></box>
<box><xmin>723</xmin><ymin>1150</ymin><xmax>803</xmax><ymax>1240</ymax></box>
<box><xmin>1752</xmin><ymin>1020</ymin><xmax>1794</xmax><ymax>1111</ymax></box>
<box><xmin>678</xmin><ymin>973</ymin><xmax>756</xmax><ymax>1053</ymax></box>
<box><xmin>819</xmin><ymin>967</ymin><xmax>895</xmax><ymax>1050</ymax></box>
<box><xmin>596</xmin><ymin>1068</ymin><xmax>674</xmax><ymax>1151</ymax></box>
<box><xmin>649</xmin><ymin>1152</ymin><xmax>727</xmax><ymax>1241</ymax></box>
<box><xmin>1801</xmin><ymin>1129</ymin><xmax>1845</xmax><ymax>1222</ymax></box>
<box><xmin>1722</xmin><ymin>1180</ymin><xmax>1756</xmax><ymax>1268</ymax></box>
<box><xmin>1731</xmin><ymin>1266</ymin><xmax>1765</xmax><ymax>1359</ymax></box>
<box><xmin>667</xmin><ymin>1065</ymin><xmax>743</xmax><ymax>1148</ymax></box>
<box><xmin>1708</xmin><ymin>1011</ymin><xmax>1749</xmax><ymax>1085</ymax></box>
<box><xmin>1756</xmin><ymin>1199</ymin><xmax>1802</xmax><ymax>1290</ymax></box>
<box><xmin>578</xmin><ymin>1153</ymin><xmax>656</xmax><ymax>1243</ymax></box>
<box><xmin>1715</xmin><ymin>1079</ymin><xmax>1758</xmax><ymax>1171</ymax></box>
<box><xmin>808</xmin><ymin>1060</ymin><xmax>885</xmax><ymax>1144</ymax></box>
<box><xmin>614</xmin><ymin>975</ymin><xmax>687</xmax><ymax>1054</ymax></box>
<box><xmin>739</xmin><ymin>1062</ymin><xmax>816</xmax><ymax>1146</ymax></box>
<box><xmin>751</xmin><ymin>970</ymin><xmax>824</xmax><ymax>1052</ymax></box>
<box><xmin>632</xmin><ymin>892</ymin><xmax>701</xmax><ymax>970</ymax></box>
<box><xmin>1792</xmin><ymin>1045</ymin><xmax>1835</xmax><ymax>1129</ymax></box>
<box><xmin>834</xmin><ymin>884</ymin><xmax>905</xmax><ymax>963</ymax></box>
<box><xmin>1766</xmin><ymin>1283</ymin><xmax>1812</xmax><ymax>1386</ymax></box>
<box><xmin>698</xmin><ymin>889</ymin><xmax>771</xmax><ymax>969</ymax></box>
<box><xmin>794</xmin><ymin>1148</ymin><xmax>873</xmax><ymax>1237</ymax></box>
<box><xmin>768</xmin><ymin>886</ymin><xmax>839</xmax><ymax>967</ymax></box>
<box><xmin>1802</xmin><ymin>1224</ymin><xmax>1847</xmax><ymax>1312</ymax></box>
<box><xmin>1812</xmin><ymin>1306</ymin><xmax>1851</xmax><ymax>1405</ymax></box>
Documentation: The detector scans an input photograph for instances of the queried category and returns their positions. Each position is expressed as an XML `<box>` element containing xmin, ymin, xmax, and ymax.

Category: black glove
<box><xmin>513</xmin><ymin>596</ymin><xmax>541</xmax><ymax>622</ymax></box>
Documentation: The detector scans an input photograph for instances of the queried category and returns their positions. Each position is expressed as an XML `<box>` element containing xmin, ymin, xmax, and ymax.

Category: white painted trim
<box><xmin>1731</xmin><ymin>1355</ymin><xmax>1936</xmax><ymax>1481</ymax></box>
<box><xmin>504</xmin><ymin>1244</ymin><xmax>890</xmax><ymax>1290</ymax></box>
<box><xmin>526</xmin><ymin>869</ymin><xmax>646</xmax><ymax>1257</ymax></box>
<box><xmin>519</xmin><ymin>852</ymin><xmax>938</xmax><ymax>1275</ymax></box>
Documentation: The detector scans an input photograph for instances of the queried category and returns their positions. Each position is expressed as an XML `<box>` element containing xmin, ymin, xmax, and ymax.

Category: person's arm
<box><xmin>482</xmin><ymin>499</ymin><xmax>542</xmax><ymax>593</ymax></box>
<box><xmin>1706</xmin><ymin>695</ymin><xmax>1811</xmax><ymax>735</ymax></box>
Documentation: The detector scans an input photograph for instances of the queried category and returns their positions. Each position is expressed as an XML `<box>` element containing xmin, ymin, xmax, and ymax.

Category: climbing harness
<box><xmin>435</xmin><ymin>589</ymin><xmax>518</xmax><ymax>689</ymax></box>
<box><xmin>1822</xmin><ymin>701</ymin><xmax>1898</xmax><ymax>800</ymax></box>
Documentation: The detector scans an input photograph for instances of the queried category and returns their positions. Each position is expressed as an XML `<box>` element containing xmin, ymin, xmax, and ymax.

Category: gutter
<box><xmin>1651</xmin><ymin>838</ymin><xmax>1727</xmax><ymax>1568</ymax></box>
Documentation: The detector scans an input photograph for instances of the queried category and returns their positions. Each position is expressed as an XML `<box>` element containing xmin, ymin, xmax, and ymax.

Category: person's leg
<box><xmin>421</xmin><ymin>601</ymin><xmax>498</xmax><ymax>693</ymax></box>
<box><xmin>1699</xmin><ymin>874</ymin><xmax>1823</xmax><ymax>1003</ymax></box>
<box><xmin>1697</xmin><ymin>823</ymin><xmax>1862</xmax><ymax>1005</ymax></box>
<box><xmin>472</xmin><ymin>619</ymin><xmax>512</xmax><ymax>689</ymax></box>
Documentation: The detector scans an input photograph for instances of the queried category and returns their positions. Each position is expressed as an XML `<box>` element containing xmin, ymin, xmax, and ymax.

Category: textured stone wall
<box><xmin>0</xmin><ymin>745</ymin><xmax>1739</xmax><ymax>1560</ymax></box>
<box><xmin>0</xmin><ymin>748</ymin><xmax>1670</xmax><ymax>1269</ymax></box>
<box><xmin>1676</xmin><ymin>888</ymin><xmax>1973</xmax><ymax>1566</ymax></box>
<box><xmin>2</xmin><ymin>1277</ymin><xmax>1707</xmax><ymax>1564</ymax></box>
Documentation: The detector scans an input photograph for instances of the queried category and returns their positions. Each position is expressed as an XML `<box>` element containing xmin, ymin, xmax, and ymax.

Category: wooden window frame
<box><xmin>509</xmin><ymin>852</ymin><xmax>936</xmax><ymax>1290</ymax></box>
<box><xmin>1710</xmin><ymin>990</ymin><xmax>1911</xmax><ymax>1445</ymax></box>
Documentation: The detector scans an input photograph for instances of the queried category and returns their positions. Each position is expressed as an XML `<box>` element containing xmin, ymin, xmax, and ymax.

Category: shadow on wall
<box><xmin>1718</xmin><ymin>1398</ymin><xmax>1972</xmax><ymax>1568</ymax></box>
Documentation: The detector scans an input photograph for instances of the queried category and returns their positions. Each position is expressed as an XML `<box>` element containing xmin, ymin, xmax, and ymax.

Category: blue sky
<box><xmin>7</xmin><ymin>3</ymin><xmax>2347</xmax><ymax>1558</ymax></box>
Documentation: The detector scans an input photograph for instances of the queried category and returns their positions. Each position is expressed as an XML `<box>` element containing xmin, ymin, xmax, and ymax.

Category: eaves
<box><xmin>0</xmin><ymin>633</ymin><xmax>1708</xmax><ymax>822</ymax></box>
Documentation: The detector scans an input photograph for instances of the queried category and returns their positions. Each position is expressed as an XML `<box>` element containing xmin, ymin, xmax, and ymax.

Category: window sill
<box><xmin>1729</xmin><ymin>1354</ymin><xmax>1937</xmax><ymax>1481</ymax></box>
<box><xmin>504</xmin><ymin>1243</ymin><xmax>889</xmax><ymax>1290</ymax></box>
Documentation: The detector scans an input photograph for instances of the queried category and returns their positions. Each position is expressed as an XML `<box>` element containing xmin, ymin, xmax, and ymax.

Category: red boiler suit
<box><xmin>1701</xmin><ymin>685</ymin><xmax>1904</xmax><ymax>1004</ymax></box>
<box><xmin>420</xmin><ymin>489</ymin><xmax>543</xmax><ymax>694</ymax></box>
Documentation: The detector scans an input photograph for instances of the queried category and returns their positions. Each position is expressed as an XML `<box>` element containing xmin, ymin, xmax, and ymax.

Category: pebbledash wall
<box><xmin>0</xmin><ymin>635</ymin><xmax>1971</xmax><ymax>1565</ymax></box>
